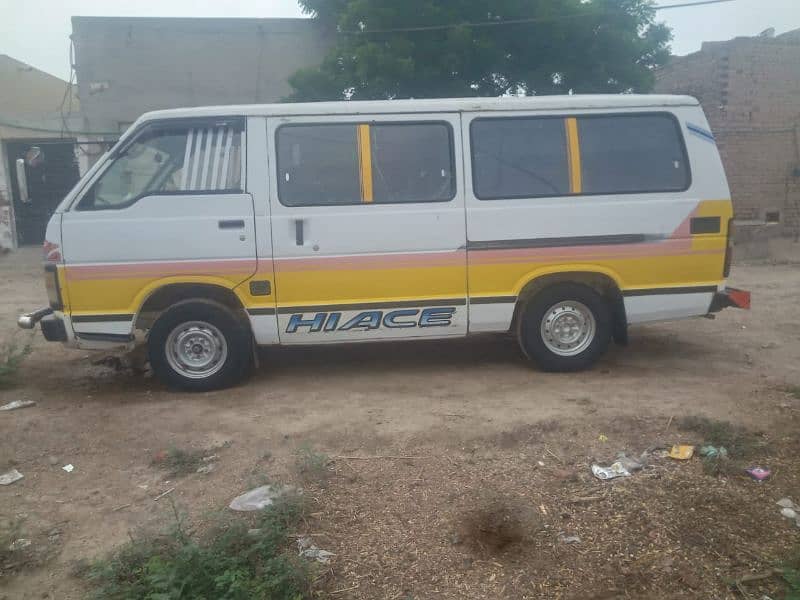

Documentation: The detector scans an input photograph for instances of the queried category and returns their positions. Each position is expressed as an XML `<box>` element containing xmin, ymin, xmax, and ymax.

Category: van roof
<box><xmin>137</xmin><ymin>94</ymin><xmax>699</xmax><ymax>124</ymax></box>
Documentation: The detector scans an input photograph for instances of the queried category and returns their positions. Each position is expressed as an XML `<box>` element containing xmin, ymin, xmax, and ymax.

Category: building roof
<box><xmin>135</xmin><ymin>94</ymin><xmax>699</xmax><ymax>124</ymax></box>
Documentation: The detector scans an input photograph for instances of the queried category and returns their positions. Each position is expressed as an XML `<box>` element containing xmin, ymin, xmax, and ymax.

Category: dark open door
<box><xmin>6</xmin><ymin>140</ymin><xmax>80</xmax><ymax>246</ymax></box>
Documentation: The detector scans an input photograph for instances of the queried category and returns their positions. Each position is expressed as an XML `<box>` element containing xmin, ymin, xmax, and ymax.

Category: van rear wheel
<box><xmin>517</xmin><ymin>283</ymin><xmax>611</xmax><ymax>372</ymax></box>
<box><xmin>148</xmin><ymin>300</ymin><xmax>251</xmax><ymax>391</ymax></box>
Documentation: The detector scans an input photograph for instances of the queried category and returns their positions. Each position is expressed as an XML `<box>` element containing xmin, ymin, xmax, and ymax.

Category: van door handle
<box><xmin>294</xmin><ymin>219</ymin><xmax>304</xmax><ymax>246</ymax></box>
<box><xmin>218</xmin><ymin>219</ymin><xmax>245</xmax><ymax>230</ymax></box>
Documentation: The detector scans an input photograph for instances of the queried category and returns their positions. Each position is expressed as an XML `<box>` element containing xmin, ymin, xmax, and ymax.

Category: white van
<box><xmin>19</xmin><ymin>95</ymin><xmax>750</xmax><ymax>390</ymax></box>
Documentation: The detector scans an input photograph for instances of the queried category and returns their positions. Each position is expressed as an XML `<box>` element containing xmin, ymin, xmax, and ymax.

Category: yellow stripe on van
<box><xmin>357</xmin><ymin>124</ymin><xmax>374</xmax><ymax>203</ymax></box>
<box><xmin>565</xmin><ymin>117</ymin><xmax>582</xmax><ymax>194</ymax></box>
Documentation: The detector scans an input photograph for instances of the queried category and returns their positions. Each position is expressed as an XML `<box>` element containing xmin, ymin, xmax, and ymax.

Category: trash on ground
<box><xmin>8</xmin><ymin>538</ymin><xmax>32</xmax><ymax>551</ymax></box>
<box><xmin>699</xmin><ymin>445</ymin><xmax>728</xmax><ymax>459</ymax></box>
<box><xmin>777</xmin><ymin>498</ymin><xmax>797</xmax><ymax>509</ymax></box>
<box><xmin>296</xmin><ymin>535</ymin><xmax>334</xmax><ymax>564</ymax></box>
<box><xmin>745</xmin><ymin>466</ymin><xmax>771</xmax><ymax>481</ymax></box>
<box><xmin>598</xmin><ymin>434</ymin><xmax>608</xmax><ymax>443</ymax></box>
<box><xmin>0</xmin><ymin>468</ymin><xmax>24</xmax><ymax>485</ymax></box>
<box><xmin>229</xmin><ymin>484</ymin><xmax>297</xmax><ymax>512</ymax></box>
<box><xmin>558</xmin><ymin>532</ymin><xmax>582</xmax><ymax>544</ymax></box>
<box><xmin>669</xmin><ymin>445</ymin><xmax>695</xmax><ymax>460</ymax></box>
<box><xmin>62</xmin><ymin>463</ymin><xmax>75</xmax><ymax>473</ymax></box>
<box><xmin>781</xmin><ymin>507</ymin><xmax>798</xmax><ymax>521</ymax></box>
<box><xmin>202</xmin><ymin>454</ymin><xmax>219</xmax><ymax>463</ymax></box>
<box><xmin>615</xmin><ymin>453</ymin><xmax>645</xmax><ymax>473</ymax></box>
<box><xmin>196</xmin><ymin>463</ymin><xmax>215</xmax><ymax>475</ymax></box>
<box><xmin>591</xmin><ymin>462</ymin><xmax>631</xmax><ymax>480</ymax></box>
<box><xmin>0</xmin><ymin>399</ymin><xmax>36</xmax><ymax>411</ymax></box>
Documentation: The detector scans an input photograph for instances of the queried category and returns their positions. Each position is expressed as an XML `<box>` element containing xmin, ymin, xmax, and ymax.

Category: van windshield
<box><xmin>78</xmin><ymin>124</ymin><xmax>242</xmax><ymax>210</ymax></box>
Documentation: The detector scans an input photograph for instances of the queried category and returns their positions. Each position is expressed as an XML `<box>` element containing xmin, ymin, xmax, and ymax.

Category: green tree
<box><xmin>287</xmin><ymin>0</ymin><xmax>672</xmax><ymax>101</ymax></box>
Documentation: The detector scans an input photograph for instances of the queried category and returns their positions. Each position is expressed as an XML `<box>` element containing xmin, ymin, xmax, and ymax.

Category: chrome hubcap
<box><xmin>540</xmin><ymin>301</ymin><xmax>596</xmax><ymax>357</ymax></box>
<box><xmin>165</xmin><ymin>321</ymin><xmax>228</xmax><ymax>379</ymax></box>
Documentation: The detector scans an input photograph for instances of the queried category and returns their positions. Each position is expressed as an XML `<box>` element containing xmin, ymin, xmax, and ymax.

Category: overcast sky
<box><xmin>1</xmin><ymin>0</ymin><xmax>798</xmax><ymax>81</ymax></box>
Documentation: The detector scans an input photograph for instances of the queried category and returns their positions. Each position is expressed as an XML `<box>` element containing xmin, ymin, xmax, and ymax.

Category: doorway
<box><xmin>5</xmin><ymin>139</ymin><xmax>79</xmax><ymax>246</ymax></box>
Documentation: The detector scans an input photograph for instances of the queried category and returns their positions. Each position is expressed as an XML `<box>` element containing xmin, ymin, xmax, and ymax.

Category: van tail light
<box><xmin>723</xmin><ymin>218</ymin><xmax>734</xmax><ymax>278</ymax></box>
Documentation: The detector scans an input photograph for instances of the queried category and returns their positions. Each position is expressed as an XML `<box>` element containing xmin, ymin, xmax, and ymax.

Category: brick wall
<box><xmin>655</xmin><ymin>31</ymin><xmax>800</xmax><ymax>237</ymax></box>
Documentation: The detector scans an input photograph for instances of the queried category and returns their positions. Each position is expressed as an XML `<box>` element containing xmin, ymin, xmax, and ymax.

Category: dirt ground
<box><xmin>1</xmin><ymin>243</ymin><xmax>799</xmax><ymax>599</ymax></box>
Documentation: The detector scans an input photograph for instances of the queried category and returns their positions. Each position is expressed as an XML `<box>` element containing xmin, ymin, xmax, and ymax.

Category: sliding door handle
<box><xmin>295</xmin><ymin>219</ymin><xmax>304</xmax><ymax>246</ymax></box>
<box><xmin>218</xmin><ymin>219</ymin><xmax>245</xmax><ymax>230</ymax></box>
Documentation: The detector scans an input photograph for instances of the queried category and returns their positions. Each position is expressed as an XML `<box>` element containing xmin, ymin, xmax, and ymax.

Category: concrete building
<box><xmin>655</xmin><ymin>28</ymin><xmax>800</xmax><ymax>241</ymax></box>
<box><xmin>0</xmin><ymin>55</ymin><xmax>82</xmax><ymax>250</ymax></box>
<box><xmin>71</xmin><ymin>16</ymin><xmax>333</xmax><ymax>135</ymax></box>
<box><xmin>1</xmin><ymin>17</ymin><xmax>332</xmax><ymax>249</ymax></box>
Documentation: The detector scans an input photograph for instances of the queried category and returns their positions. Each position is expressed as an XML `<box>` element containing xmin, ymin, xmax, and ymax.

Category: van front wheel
<box><xmin>148</xmin><ymin>300</ymin><xmax>251</xmax><ymax>391</ymax></box>
<box><xmin>517</xmin><ymin>283</ymin><xmax>611</xmax><ymax>372</ymax></box>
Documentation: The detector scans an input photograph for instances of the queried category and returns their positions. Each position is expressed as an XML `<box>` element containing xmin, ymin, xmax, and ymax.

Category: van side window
<box><xmin>276</xmin><ymin>122</ymin><xmax>455</xmax><ymax>206</ymax></box>
<box><xmin>370</xmin><ymin>123</ymin><xmax>455</xmax><ymax>203</ymax></box>
<box><xmin>277</xmin><ymin>124</ymin><xmax>361</xmax><ymax>206</ymax></box>
<box><xmin>77</xmin><ymin>123</ymin><xmax>242</xmax><ymax>210</ymax></box>
<box><xmin>578</xmin><ymin>114</ymin><xmax>689</xmax><ymax>194</ymax></box>
<box><xmin>471</xmin><ymin>117</ymin><xmax>570</xmax><ymax>200</ymax></box>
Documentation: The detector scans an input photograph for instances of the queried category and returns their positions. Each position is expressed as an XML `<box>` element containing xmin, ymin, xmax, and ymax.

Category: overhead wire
<box><xmin>339</xmin><ymin>0</ymin><xmax>740</xmax><ymax>34</ymax></box>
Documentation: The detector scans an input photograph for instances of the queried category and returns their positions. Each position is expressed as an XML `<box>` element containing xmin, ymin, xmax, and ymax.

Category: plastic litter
<box><xmin>669</xmin><ymin>445</ymin><xmax>695</xmax><ymax>460</ymax></box>
<box><xmin>7</xmin><ymin>538</ymin><xmax>31</xmax><ymax>551</ymax></box>
<box><xmin>62</xmin><ymin>464</ymin><xmax>74</xmax><ymax>473</ymax></box>
<box><xmin>699</xmin><ymin>445</ymin><xmax>728</xmax><ymax>459</ymax></box>
<box><xmin>615</xmin><ymin>454</ymin><xmax>645</xmax><ymax>473</ymax></box>
<box><xmin>591</xmin><ymin>462</ymin><xmax>631</xmax><ymax>480</ymax></box>
<box><xmin>0</xmin><ymin>400</ymin><xmax>36</xmax><ymax>411</ymax></box>
<box><xmin>558</xmin><ymin>532</ymin><xmax>582</xmax><ymax>544</ymax></box>
<box><xmin>297</xmin><ymin>536</ymin><xmax>334</xmax><ymax>564</ymax></box>
<box><xmin>229</xmin><ymin>484</ymin><xmax>297</xmax><ymax>512</ymax></box>
<box><xmin>777</xmin><ymin>498</ymin><xmax>797</xmax><ymax>509</ymax></box>
<box><xmin>781</xmin><ymin>507</ymin><xmax>798</xmax><ymax>521</ymax></box>
<box><xmin>745</xmin><ymin>466</ymin><xmax>771</xmax><ymax>481</ymax></box>
<box><xmin>0</xmin><ymin>468</ymin><xmax>24</xmax><ymax>485</ymax></box>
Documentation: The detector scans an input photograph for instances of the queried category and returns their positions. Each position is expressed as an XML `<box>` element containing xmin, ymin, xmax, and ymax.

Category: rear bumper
<box><xmin>709</xmin><ymin>287</ymin><xmax>751</xmax><ymax>313</ymax></box>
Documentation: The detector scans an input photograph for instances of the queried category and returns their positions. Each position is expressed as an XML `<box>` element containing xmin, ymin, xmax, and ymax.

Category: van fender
<box><xmin>509</xmin><ymin>265</ymin><xmax>628</xmax><ymax>345</ymax></box>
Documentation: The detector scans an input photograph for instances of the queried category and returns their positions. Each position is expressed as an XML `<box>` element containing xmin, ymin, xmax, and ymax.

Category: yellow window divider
<box><xmin>357</xmin><ymin>124</ymin><xmax>374</xmax><ymax>203</ymax></box>
<box><xmin>565</xmin><ymin>117</ymin><xmax>582</xmax><ymax>194</ymax></box>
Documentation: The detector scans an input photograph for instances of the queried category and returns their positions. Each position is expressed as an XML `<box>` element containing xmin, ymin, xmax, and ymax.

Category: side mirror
<box><xmin>15</xmin><ymin>159</ymin><xmax>30</xmax><ymax>204</ymax></box>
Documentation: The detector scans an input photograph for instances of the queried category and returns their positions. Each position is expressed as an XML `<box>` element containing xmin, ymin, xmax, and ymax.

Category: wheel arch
<box><xmin>510</xmin><ymin>268</ymin><xmax>628</xmax><ymax>345</ymax></box>
<box><xmin>133</xmin><ymin>280</ymin><xmax>252</xmax><ymax>334</ymax></box>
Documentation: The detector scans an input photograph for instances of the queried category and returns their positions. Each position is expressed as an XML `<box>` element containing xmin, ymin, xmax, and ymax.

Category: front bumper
<box><xmin>709</xmin><ymin>287</ymin><xmax>751</xmax><ymax>313</ymax></box>
<box><xmin>17</xmin><ymin>307</ymin><xmax>54</xmax><ymax>329</ymax></box>
<box><xmin>17</xmin><ymin>307</ymin><xmax>68</xmax><ymax>342</ymax></box>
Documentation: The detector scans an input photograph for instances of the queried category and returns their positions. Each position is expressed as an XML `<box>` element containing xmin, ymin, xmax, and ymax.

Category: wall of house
<box><xmin>0</xmin><ymin>55</ymin><xmax>81</xmax><ymax>250</ymax></box>
<box><xmin>71</xmin><ymin>17</ymin><xmax>334</xmax><ymax>134</ymax></box>
<box><xmin>655</xmin><ymin>30</ymin><xmax>800</xmax><ymax>239</ymax></box>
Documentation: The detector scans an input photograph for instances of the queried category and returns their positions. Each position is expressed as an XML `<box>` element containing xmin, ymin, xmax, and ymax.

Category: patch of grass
<box><xmin>785</xmin><ymin>385</ymin><xmax>800</xmax><ymax>401</ymax></box>
<box><xmin>293</xmin><ymin>443</ymin><xmax>330</xmax><ymax>483</ymax></box>
<box><xmin>0</xmin><ymin>338</ymin><xmax>32</xmax><ymax>388</ymax></box>
<box><xmin>87</xmin><ymin>495</ymin><xmax>310</xmax><ymax>600</ymax></box>
<box><xmin>677</xmin><ymin>415</ymin><xmax>765</xmax><ymax>460</ymax></box>
<box><xmin>151</xmin><ymin>447</ymin><xmax>206</xmax><ymax>477</ymax></box>
<box><xmin>0</xmin><ymin>517</ymin><xmax>23</xmax><ymax>571</ymax></box>
<box><xmin>678</xmin><ymin>416</ymin><xmax>768</xmax><ymax>476</ymax></box>
<box><xmin>782</xmin><ymin>547</ymin><xmax>800</xmax><ymax>599</ymax></box>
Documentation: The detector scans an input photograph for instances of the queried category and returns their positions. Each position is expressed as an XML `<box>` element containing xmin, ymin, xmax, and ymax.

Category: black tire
<box><xmin>148</xmin><ymin>300</ymin><xmax>251</xmax><ymax>391</ymax></box>
<box><xmin>517</xmin><ymin>283</ymin><xmax>612</xmax><ymax>372</ymax></box>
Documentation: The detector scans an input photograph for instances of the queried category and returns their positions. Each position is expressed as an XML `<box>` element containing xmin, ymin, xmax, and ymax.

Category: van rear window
<box><xmin>578</xmin><ymin>114</ymin><xmax>690</xmax><ymax>195</ymax></box>
<box><xmin>470</xmin><ymin>112</ymin><xmax>690</xmax><ymax>200</ymax></box>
